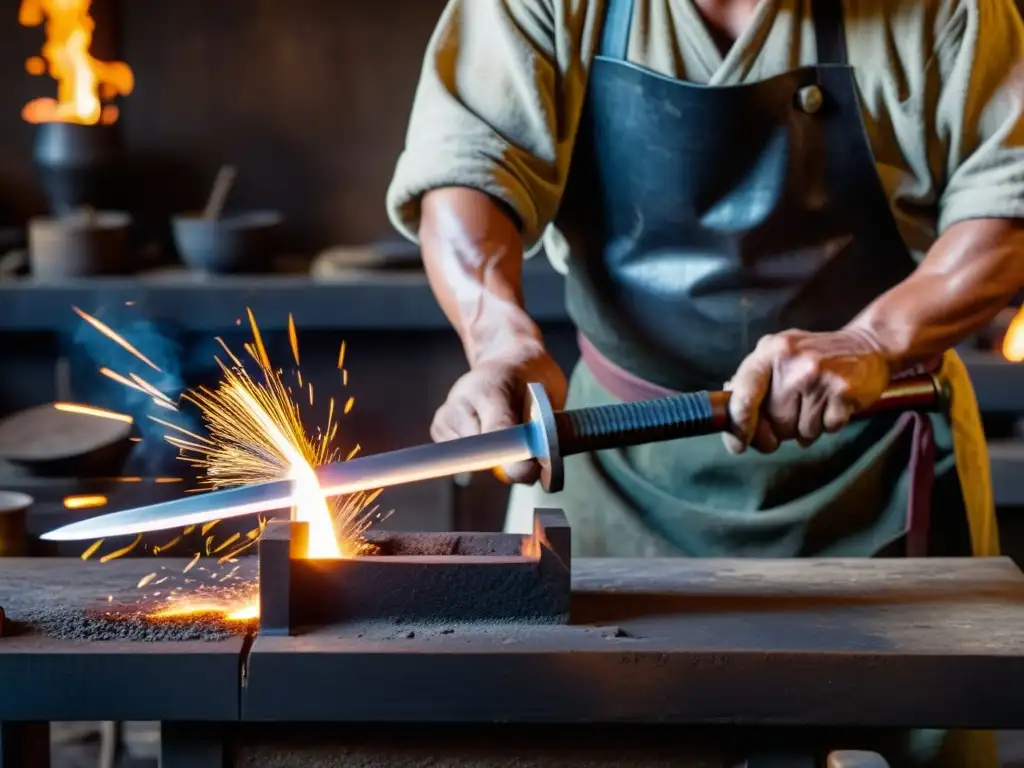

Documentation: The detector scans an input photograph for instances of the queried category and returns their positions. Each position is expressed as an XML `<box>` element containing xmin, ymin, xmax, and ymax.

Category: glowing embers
<box><xmin>258</xmin><ymin>509</ymin><xmax>572</xmax><ymax>636</ymax></box>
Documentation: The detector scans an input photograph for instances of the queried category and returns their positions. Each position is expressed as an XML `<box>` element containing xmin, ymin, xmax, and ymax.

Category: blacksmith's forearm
<box><xmin>847</xmin><ymin>218</ymin><xmax>1024</xmax><ymax>371</ymax></box>
<box><xmin>419</xmin><ymin>187</ymin><xmax>545</xmax><ymax>366</ymax></box>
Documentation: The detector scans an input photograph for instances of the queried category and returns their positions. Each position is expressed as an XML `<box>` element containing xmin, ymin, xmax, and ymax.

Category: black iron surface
<box><xmin>243</xmin><ymin>557</ymin><xmax>1024</xmax><ymax>728</ymax></box>
<box><xmin>2</xmin><ymin>556</ymin><xmax>1024</xmax><ymax>730</ymax></box>
<box><xmin>0</xmin><ymin>557</ymin><xmax>245</xmax><ymax>722</ymax></box>
<box><xmin>259</xmin><ymin>509</ymin><xmax>571</xmax><ymax>634</ymax></box>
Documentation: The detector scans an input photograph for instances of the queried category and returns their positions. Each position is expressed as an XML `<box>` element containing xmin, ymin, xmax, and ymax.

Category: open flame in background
<box><xmin>19</xmin><ymin>0</ymin><xmax>134</xmax><ymax>125</ymax></box>
<box><xmin>1002</xmin><ymin>306</ymin><xmax>1024</xmax><ymax>362</ymax></box>
<box><xmin>63</xmin><ymin>305</ymin><xmax>381</xmax><ymax>624</ymax></box>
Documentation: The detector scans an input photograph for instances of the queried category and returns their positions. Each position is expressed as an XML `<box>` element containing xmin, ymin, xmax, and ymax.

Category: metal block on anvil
<box><xmin>258</xmin><ymin>508</ymin><xmax>571</xmax><ymax>635</ymax></box>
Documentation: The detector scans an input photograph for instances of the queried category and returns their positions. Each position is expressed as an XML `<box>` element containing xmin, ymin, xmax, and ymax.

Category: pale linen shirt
<box><xmin>386</xmin><ymin>0</ymin><xmax>1024</xmax><ymax>271</ymax></box>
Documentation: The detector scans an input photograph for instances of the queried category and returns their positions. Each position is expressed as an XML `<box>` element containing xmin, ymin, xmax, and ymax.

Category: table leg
<box><xmin>99</xmin><ymin>721</ymin><xmax>123</xmax><ymax>768</ymax></box>
<box><xmin>0</xmin><ymin>722</ymin><xmax>50</xmax><ymax>768</ymax></box>
<box><xmin>160</xmin><ymin>722</ymin><xmax>226</xmax><ymax>768</ymax></box>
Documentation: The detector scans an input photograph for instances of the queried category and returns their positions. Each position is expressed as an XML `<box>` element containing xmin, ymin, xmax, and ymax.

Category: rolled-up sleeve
<box><xmin>387</xmin><ymin>0</ymin><xmax>584</xmax><ymax>252</ymax></box>
<box><xmin>937</xmin><ymin>0</ymin><xmax>1024</xmax><ymax>232</ymax></box>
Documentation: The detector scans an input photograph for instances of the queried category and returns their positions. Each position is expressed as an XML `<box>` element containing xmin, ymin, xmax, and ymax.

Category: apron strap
<box><xmin>599</xmin><ymin>0</ymin><xmax>635</xmax><ymax>60</ymax></box>
<box><xmin>813</xmin><ymin>0</ymin><xmax>850</xmax><ymax>65</ymax></box>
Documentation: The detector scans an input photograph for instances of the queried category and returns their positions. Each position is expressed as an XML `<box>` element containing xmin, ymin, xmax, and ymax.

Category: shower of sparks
<box><xmin>177</xmin><ymin>309</ymin><xmax>379</xmax><ymax>558</ymax></box>
<box><xmin>63</xmin><ymin>494</ymin><xmax>107</xmax><ymax>510</ymax></box>
<box><xmin>54</xmin><ymin>402</ymin><xmax>133</xmax><ymax>423</ymax></box>
<box><xmin>67</xmin><ymin>304</ymin><xmax>386</xmax><ymax>622</ymax></box>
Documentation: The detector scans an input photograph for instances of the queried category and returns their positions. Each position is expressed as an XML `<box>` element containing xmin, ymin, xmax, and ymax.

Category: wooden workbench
<box><xmin>2</xmin><ymin>556</ymin><xmax>1024</xmax><ymax>767</ymax></box>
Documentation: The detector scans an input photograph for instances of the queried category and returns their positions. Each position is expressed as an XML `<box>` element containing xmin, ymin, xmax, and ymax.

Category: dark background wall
<box><xmin>0</xmin><ymin>0</ymin><xmax>447</xmax><ymax>252</ymax></box>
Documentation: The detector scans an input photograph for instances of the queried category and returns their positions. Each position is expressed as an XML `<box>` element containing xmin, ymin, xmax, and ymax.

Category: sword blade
<box><xmin>40</xmin><ymin>425</ymin><xmax>538</xmax><ymax>541</ymax></box>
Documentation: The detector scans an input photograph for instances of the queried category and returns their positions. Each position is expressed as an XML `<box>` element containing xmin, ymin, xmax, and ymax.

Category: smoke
<box><xmin>64</xmin><ymin>305</ymin><xmax>201</xmax><ymax>476</ymax></box>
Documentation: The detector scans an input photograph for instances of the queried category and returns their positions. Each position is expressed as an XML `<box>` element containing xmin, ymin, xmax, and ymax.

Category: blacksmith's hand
<box><xmin>723</xmin><ymin>329</ymin><xmax>891</xmax><ymax>454</ymax></box>
<box><xmin>431</xmin><ymin>342</ymin><xmax>568</xmax><ymax>484</ymax></box>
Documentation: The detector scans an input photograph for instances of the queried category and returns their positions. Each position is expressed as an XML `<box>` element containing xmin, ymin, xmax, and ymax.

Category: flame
<box><xmin>63</xmin><ymin>494</ymin><xmax>107</xmax><ymax>509</ymax></box>
<box><xmin>19</xmin><ymin>0</ymin><xmax>134</xmax><ymax>125</ymax></box>
<box><xmin>1003</xmin><ymin>306</ymin><xmax>1024</xmax><ymax>362</ymax></box>
<box><xmin>225</xmin><ymin>383</ymin><xmax>341</xmax><ymax>558</ymax></box>
<box><xmin>148</xmin><ymin>598</ymin><xmax>258</xmax><ymax>623</ymax></box>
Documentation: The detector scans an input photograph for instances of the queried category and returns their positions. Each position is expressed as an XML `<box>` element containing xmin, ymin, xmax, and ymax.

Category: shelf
<box><xmin>960</xmin><ymin>350</ymin><xmax>1024</xmax><ymax>413</ymax></box>
<box><xmin>0</xmin><ymin>264</ymin><xmax>569</xmax><ymax>333</ymax></box>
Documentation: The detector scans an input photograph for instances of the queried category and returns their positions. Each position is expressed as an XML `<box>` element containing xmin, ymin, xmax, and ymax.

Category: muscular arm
<box><xmin>725</xmin><ymin>220</ymin><xmax>1024</xmax><ymax>454</ymax></box>
<box><xmin>849</xmin><ymin>218</ymin><xmax>1024</xmax><ymax>371</ymax></box>
<box><xmin>419</xmin><ymin>187</ymin><xmax>545</xmax><ymax>366</ymax></box>
<box><xmin>418</xmin><ymin>187</ymin><xmax>567</xmax><ymax>483</ymax></box>
<box><xmin>726</xmin><ymin>0</ymin><xmax>1024</xmax><ymax>454</ymax></box>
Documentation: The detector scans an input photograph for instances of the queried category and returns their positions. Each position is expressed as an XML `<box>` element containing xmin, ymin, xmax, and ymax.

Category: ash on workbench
<box><xmin>357</xmin><ymin>531</ymin><xmax>520</xmax><ymax>557</ymax></box>
<box><xmin>0</xmin><ymin>557</ymin><xmax>258</xmax><ymax>642</ymax></box>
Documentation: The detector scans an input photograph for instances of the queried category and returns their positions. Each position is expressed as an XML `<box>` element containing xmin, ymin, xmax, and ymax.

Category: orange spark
<box><xmin>80</xmin><ymin>539</ymin><xmax>104</xmax><ymax>560</ymax></box>
<box><xmin>99</xmin><ymin>534</ymin><xmax>141</xmax><ymax>563</ymax></box>
<box><xmin>212</xmin><ymin>532</ymin><xmax>240</xmax><ymax>554</ymax></box>
<box><xmin>149</xmin><ymin>416</ymin><xmax>214</xmax><ymax>446</ymax></box>
<box><xmin>63</xmin><ymin>494</ymin><xmax>107</xmax><ymax>509</ymax></box>
<box><xmin>288</xmin><ymin>314</ymin><xmax>300</xmax><ymax>366</ymax></box>
<box><xmin>246</xmin><ymin>308</ymin><xmax>271</xmax><ymax>369</ymax></box>
<box><xmin>152</xmin><ymin>534</ymin><xmax>181</xmax><ymax>554</ymax></box>
<box><xmin>344</xmin><ymin>397</ymin><xmax>354</xmax><ymax>415</ymax></box>
<box><xmin>99</xmin><ymin>367</ymin><xmax>148</xmax><ymax>395</ymax></box>
<box><xmin>215</xmin><ymin>337</ymin><xmax>244</xmax><ymax>368</ymax></box>
<box><xmin>54</xmin><ymin>402</ymin><xmax>133</xmax><ymax>424</ymax></box>
<box><xmin>128</xmin><ymin>372</ymin><xmax>174</xmax><ymax>405</ymax></box>
<box><xmin>71</xmin><ymin>307</ymin><xmax>160</xmax><ymax>371</ymax></box>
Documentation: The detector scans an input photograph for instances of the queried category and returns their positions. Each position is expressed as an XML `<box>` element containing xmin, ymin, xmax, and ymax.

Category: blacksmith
<box><xmin>387</xmin><ymin>1</ymin><xmax>1024</xmax><ymax>763</ymax></box>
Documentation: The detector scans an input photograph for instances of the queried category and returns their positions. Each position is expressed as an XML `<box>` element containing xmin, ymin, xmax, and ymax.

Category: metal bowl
<box><xmin>171</xmin><ymin>210</ymin><xmax>284</xmax><ymax>274</ymax></box>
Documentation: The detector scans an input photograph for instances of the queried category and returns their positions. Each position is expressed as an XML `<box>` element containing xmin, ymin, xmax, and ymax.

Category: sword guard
<box><xmin>524</xmin><ymin>383</ymin><xmax>563</xmax><ymax>494</ymax></box>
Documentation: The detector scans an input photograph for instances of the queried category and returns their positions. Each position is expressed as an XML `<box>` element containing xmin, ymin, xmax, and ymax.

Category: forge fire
<box><xmin>19</xmin><ymin>0</ymin><xmax>133</xmax><ymax>126</ymax></box>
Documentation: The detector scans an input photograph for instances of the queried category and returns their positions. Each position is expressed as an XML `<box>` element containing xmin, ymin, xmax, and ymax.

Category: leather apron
<box><xmin>510</xmin><ymin>0</ymin><xmax>998</xmax><ymax>562</ymax></box>
<box><xmin>506</xmin><ymin>0</ymin><xmax>999</xmax><ymax>760</ymax></box>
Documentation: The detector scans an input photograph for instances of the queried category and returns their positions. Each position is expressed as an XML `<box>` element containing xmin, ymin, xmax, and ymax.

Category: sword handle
<box><xmin>550</xmin><ymin>373</ymin><xmax>947</xmax><ymax>459</ymax></box>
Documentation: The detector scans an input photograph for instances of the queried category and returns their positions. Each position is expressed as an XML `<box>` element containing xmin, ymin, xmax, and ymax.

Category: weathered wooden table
<box><xmin>2</xmin><ymin>556</ymin><xmax>1023</xmax><ymax>768</ymax></box>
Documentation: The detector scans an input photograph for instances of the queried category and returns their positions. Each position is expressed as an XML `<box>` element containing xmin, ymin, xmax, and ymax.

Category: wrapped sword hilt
<box><xmin>526</xmin><ymin>373</ymin><xmax>947</xmax><ymax>493</ymax></box>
